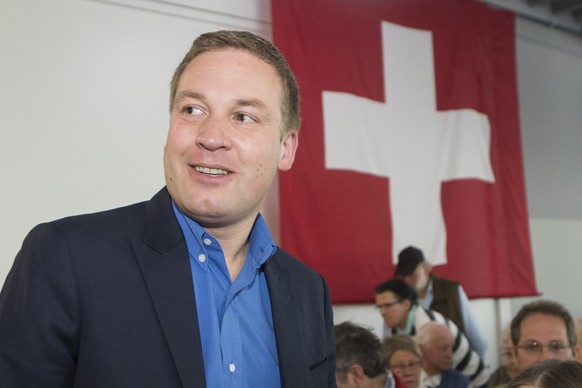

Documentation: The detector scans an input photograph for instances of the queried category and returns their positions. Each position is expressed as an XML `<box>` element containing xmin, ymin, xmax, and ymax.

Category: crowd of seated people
<box><xmin>334</xmin><ymin>264</ymin><xmax>581</xmax><ymax>388</ymax></box>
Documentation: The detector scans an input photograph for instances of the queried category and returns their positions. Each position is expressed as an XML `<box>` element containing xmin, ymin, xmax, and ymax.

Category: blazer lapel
<box><xmin>133</xmin><ymin>188</ymin><xmax>206</xmax><ymax>388</ymax></box>
<box><xmin>264</xmin><ymin>250</ymin><xmax>309</xmax><ymax>387</ymax></box>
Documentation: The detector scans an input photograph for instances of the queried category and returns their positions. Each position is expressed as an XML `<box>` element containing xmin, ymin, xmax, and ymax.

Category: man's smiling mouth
<box><xmin>194</xmin><ymin>165</ymin><xmax>229</xmax><ymax>176</ymax></box>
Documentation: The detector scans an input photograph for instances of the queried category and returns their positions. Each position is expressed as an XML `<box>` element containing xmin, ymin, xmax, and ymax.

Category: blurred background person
<box><xmin>382</xmin><ymin>334</ymin><xmax>422</xmax><ymax>388</ymax></box>
<box><xmin>490</xmin><ymin>300</ymin><xmax>579</xmax><ymax>388</ymax></box>
<box><xmin>394</xmin><ymin>246</ymin><xmax>487</xmax><ymax>358</ymax></box>
<box><xmin>510</xmin><ymin>300</ymin><xmax>579</xmax><ymax>374</ymax></box>
<box><xmin>335</xmin><ymin>321</ymin><xmax>406</xmax><ymax>388</ymax></box>
<box><xmin>487</xmin><ymin>328</ymin><xmax>519</xmax><ymax>387</ymax></box>
<box><xmin>574</xmin><ymin>316</ymin><xmax>582</xmax><ymax>363</ymax></box>
<box><xmin>507</xmin><ymin>359</ymin><xmax>582</xmax><ymax>388</ymax></box>
<box><xmin>416</xmin><ymin>322</ymin><xmax>469</xmax><ymax>388</ymax></box>
<box><xmin>374</xmin><ymin>278</ymin><xmax>488</xmax><ymax>386</ymax></box>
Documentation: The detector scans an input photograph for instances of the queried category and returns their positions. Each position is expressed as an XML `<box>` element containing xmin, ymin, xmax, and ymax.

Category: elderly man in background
<box><xmin>394</xmin><ymin>246</ymin><xmax>487</xmax><ymax>358</ymax></box>
<box><xmin>416</xmin><ymin>322</ymin><xmax>469</xmax><ymax>388</ymax></box>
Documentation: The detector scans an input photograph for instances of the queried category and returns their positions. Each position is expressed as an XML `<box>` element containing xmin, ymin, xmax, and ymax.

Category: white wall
<box><xmin>511</xmin><ymin>18</ymin><xmax>582</xmax><ymax>322</ymax></box>
<box><xmin>1</xmin><ymin>0</ymin><xmax>581</xmax><ymax>372</ymax></box>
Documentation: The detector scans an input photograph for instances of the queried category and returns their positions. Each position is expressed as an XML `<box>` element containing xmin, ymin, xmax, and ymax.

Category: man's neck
<box><xmin>203</xmin><ymin>217</ymin><xmax>256</xmax><ymax>281</ymax></box>
<box><xmin>422</xmin><ymin>363</ymin><xmax>441</xmax><ymax>376</ymax></box>
<box><xmin>223</xmin><ymin>240</ymin><xmax>249</xmax><ymax>281</ymax></box>
<box><xmin>372</xmin><ymin>373</ymin><xmax>388</xmax><ymax>388</ymax></box>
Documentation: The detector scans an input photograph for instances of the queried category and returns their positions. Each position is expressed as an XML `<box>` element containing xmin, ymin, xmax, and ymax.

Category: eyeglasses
<box><xmin>375</xmin><ymin>300</ymin><xmax>401</xmax><ymax>310</ymax></box>
<box><xmin>516</xmin><ymin>340</ymin><xmax>573</xmax><ymax>355</ymax></box>
<box><xmin>390</xmin><ymin>360</ymin><xmax>421</xmax><ymax>371</ymax></box>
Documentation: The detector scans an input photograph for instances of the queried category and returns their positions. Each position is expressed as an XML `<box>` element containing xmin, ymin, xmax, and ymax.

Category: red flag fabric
<box><xmin>272</xmin><ymin>0</ymin><xmax>537</xmax><ymax>302</ymax></box>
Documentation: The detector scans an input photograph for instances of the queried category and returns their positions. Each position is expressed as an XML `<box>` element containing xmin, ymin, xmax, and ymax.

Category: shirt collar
<box><xmin>172</xmin><ymin>202</ymin><xmax>276</xmax><ymax>268</ymax></box>
<box><xmin>247</xmin><ymin>213</ymin><xmax>277</xmax><ymax>267</ymax></box>
<box><xmin>404</xmin><ymin>304</ymin><xmax>417</xmax><ymax>333</ymax></box>
<box><xmin>420</xmin><ymin>369</ymin><xmax>441</xmax><ymax>388</ymax></box>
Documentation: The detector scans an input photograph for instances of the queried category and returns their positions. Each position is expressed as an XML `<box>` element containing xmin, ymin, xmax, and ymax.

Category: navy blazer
<box><xmin>0</xmin><ymin>188</ymin><xmax>336</xmax><ymax>387</ymax></box>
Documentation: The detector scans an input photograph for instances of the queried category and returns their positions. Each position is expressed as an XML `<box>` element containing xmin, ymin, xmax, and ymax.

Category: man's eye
<box><xmin>235</xmin><ymin>113</ymin><xmax>256</xmax><ymax>123</ymax></box>
<box><xmin>184</xmin><ymin>106</ymin><xmax>203</xmax><ymax>115</ymax></box>
<box><xmin>524</xmin><ymin>343</ymin><xmax>540</xmax><ymax>351</ymax></box>
<box><xmin>549</xmin><ymin>342</ymin><xmax>568</xmax><ymax>351</ymax></box>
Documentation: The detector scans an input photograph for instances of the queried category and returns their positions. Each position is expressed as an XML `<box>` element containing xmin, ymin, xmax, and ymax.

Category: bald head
<box><xmin>417</xmin><ymin>322</ymin><xmax>454</xmax><ymax>375</ymax></box>
<box><xmin>417</xmin><ymin>322</ymin><xmax>452</xmax><ymax>344</ymax></box>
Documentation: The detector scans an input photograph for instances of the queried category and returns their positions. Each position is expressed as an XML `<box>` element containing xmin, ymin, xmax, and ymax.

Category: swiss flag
<box><xmin>272</xmin><ymin>0</ymin><xmax>537</xmax><ymax>302</ymax></box>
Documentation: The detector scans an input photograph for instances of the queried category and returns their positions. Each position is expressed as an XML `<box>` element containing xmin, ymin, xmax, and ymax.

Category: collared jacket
<box><xmin>0</xmin><ymin>188</ymin><xmax>336</xmax><ymax>388</ymax></box>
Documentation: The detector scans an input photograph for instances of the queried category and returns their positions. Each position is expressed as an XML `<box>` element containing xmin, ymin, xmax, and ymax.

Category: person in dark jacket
<box><xmin>0</xmin><ymin>30</ymin><xmax>336</xmax><ymax>388</ymax></box>
<box><xmin>336</xmin><ymin>322</ymin><xmax>406</xmax><ymax>388</ymax></box>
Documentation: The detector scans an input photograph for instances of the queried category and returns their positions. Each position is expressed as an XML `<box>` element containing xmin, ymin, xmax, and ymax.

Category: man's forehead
<box><xmin>376</xmin><ymin>291</ymin><xmax>396</xmax><ymax>300</ymax></box>
<box><xmin>392</xmin><ymin>350</ymin><xmax>417</xmax><ymax>360</ymax></box>
<box><xmin>520</xmin><ymin>313</ymin><xmax>568</xmax><ymax>339</ymax></box>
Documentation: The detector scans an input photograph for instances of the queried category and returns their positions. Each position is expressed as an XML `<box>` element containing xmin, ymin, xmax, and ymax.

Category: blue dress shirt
<box><xmin>173</xmin><ymin>204</ymin><xmax>281</xmax><ymax>388</ymax></box>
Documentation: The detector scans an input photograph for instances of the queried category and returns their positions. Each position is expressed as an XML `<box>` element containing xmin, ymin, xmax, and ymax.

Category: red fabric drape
<box><xmin>272</xmin><ymin>0</ymin><xmax>537</xmax><ymax>303</ymax></box>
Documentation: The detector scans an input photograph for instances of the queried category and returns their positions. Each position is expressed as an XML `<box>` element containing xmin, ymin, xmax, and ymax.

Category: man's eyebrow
<box><xmin>174</xmin><ymin>92</ymin><xmax>267</xmax><ymax>110</ymax></box>
<box><xmin>174</xmin><ymin>91</ymin><xmax>205</xmax><ymax>106</ymax></box>
<box><xmin>233</xmin><ymin>98</ymin><xmax>268</xmax><ymax>111</ymax></box>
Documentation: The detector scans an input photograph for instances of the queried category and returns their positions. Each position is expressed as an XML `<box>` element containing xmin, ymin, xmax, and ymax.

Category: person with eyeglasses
<box><xmin>374</xmin><ymin>278</ymin><xmax>489</xmax><ymax>387</ymax></box>
<box><xmin>486</xmin><ymin>328</ymin><xmax>519</xmax><ymax>388</ymax></box>
<box><xmin>382</xmin><ymin>334</ymin><xmax>422</xmax><ymax>388</ymax></box>
<box><xmin>492</xmin><ymin>299</ymin><xmax>581</xmax><ymax>388</ymax></box>
<box><xmin>416</xmin><ymin>322</ymin><xmax>469</xmax><ymax>388</ymax></box>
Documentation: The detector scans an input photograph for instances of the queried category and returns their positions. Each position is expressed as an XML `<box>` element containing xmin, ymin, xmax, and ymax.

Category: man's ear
<box><xmin>347</xmin><ymin>364</ymin><xmax>367</xmax><ymax>383</ymax></box>
<box><xmin>278</xmin><ymin>131</ymin><xmax>298</xmax><ymax>171</ymax></box>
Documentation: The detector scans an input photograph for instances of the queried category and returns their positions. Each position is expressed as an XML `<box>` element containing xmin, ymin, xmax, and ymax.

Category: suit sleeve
<box><xmin>321</xmin><ymin>274</ymin><xmax>337</xmax><ymax>388</ymax></box>
<box><xmin>0</xmin><ymin>223</ymin><xmax>80</xmax><ymax>387</ymax></box>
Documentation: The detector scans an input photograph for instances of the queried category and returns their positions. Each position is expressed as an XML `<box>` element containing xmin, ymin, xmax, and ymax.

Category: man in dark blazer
<box><xmin>0</xmin><ymin>30</ymin><xmax>336</xmax><ymax>387</ymax></box>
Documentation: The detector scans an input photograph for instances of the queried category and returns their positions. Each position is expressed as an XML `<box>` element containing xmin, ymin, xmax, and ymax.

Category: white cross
<box><xmin>322</xmin><ymin>21</ymin><xmax>495</xmax><ymax>265</ymax></box>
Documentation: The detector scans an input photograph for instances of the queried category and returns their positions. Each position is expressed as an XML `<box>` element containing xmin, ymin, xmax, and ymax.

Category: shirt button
<box><xmin>203</xmin><ymin>238</ymin><xmax>212</xmax><ymax>246</ymax></box>
<box><xmin>229</xmin><ymin>363</ymin><xmax>236</xmax><ymax>373</ymax></box>
<box><xmin>198</xmin><ymin>254</ymin><xmax>206</xmax><ymax>263</ymax></box>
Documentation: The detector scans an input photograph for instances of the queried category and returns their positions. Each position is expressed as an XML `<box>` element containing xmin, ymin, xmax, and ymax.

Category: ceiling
<box><xmin>483</xmin><ymin>0</ymin><xmax>582</xmax><ymax>36</ymax></box>
<box><xmin>531</xmin><ymin>0</ymin><xmax>582</xmax><ymax>23</ymax></box>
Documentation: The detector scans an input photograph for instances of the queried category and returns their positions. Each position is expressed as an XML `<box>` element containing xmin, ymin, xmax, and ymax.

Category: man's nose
<box><xmin>538</xmin><ymin>347</ymin><xmax>556</xmax><ymax>362</ymax></box>
<box><xmin>196</xmin><ymin>115</ymin><xmax>231</xmax><ymax>150</ymax></box>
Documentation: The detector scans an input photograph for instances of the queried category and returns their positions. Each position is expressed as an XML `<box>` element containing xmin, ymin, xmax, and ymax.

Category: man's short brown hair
<box><xmin>510</xmin><ymin>300</ymin><xmax>577</xmax><ymax>347</ymax></box>
<box><xmin>169</xmin><ymin>30</ymin><xmax>300</xmax><ymax>138</ymax></box>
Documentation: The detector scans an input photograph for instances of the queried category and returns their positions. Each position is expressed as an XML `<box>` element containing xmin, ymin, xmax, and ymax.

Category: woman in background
<box><xmin>382</xmin><ymin>334</ymin><xmax>422</xmax><ymax>388</ymax></box>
